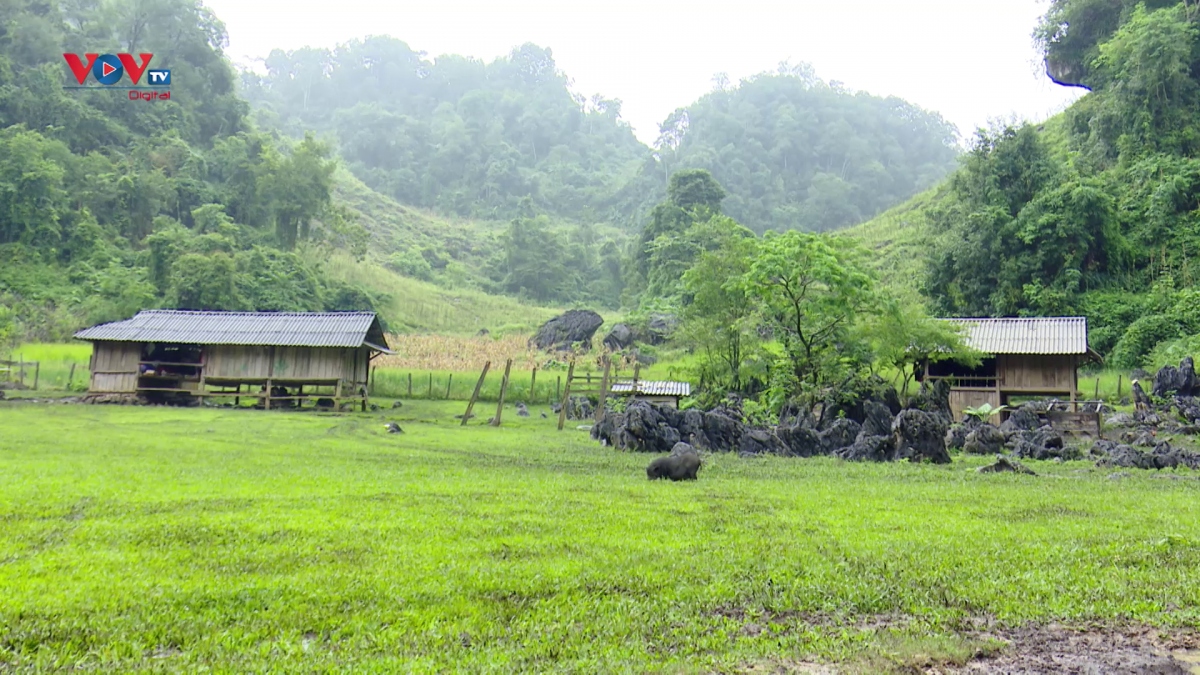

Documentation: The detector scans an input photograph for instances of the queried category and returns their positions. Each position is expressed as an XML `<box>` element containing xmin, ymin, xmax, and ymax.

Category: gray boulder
<box><xmin>1152</xmin><ymin>356</ymin><xmax>1197</xmax><ymax>397</ymax></box>
<box><xmin>978</xmin><ymin>456</ymin><xmax>1036</xmax><ymax>475</ymax></box>
<box><xmin>1105</xmin><ymin>412</ymin><xmax>1137</xmax><ymax>428</ymax></box>
<box><xmin>670</xmin><ymin>442</ymin><xmax>698</xmax><ymax>457</ymax></box>
<box><xmin>837</xmin><ymin>435</ymin><xmax>895</xmax><ymax>462</ymax></box>
<box><xmin>891</xmin><ymin>409</ymin><xmax>951</xmax><ymax>464</ymax></box>
<box><xmin>777</xmin><ymin>424</ymin><xmax>822</xmax><ymax>457</ymax></box>
<box><xmin>859</xmin><ymin>400</ymin><xmax>894</xmax><ymax>437</ymax></box>
<box><xmin>642</xmin><ymin>313</ymin><xmax>679</xmax><ymax>345</ymax></box>
<box><xmin>529</xmin><ymin>310</ymin><xmax>605</xmax><ymax>351</ymax></box>
<box><xmin>603</xmin><ymin>323</ymin><xmax>635</xmax><ymax>351</ymax></box>
<box><xmin>1009</xmin><ymin>427</ymin><xmax>1076</xmax><ymax>460</ymax></box>
<box><xmin>819</xmin><ymin>418</ymin><xmax>862</xmax><ymax>454</ymax></box>
<box><xmin>963</xmin><ymin>425</ymin><xmax>1007</xmax><ymax>455</ymax></box>
<box><xmin>739</xmin><ymin>429</ymin><xmax>785</xmax><ymax>456</ymax></box>
<box><xmin>906</xmin><ymin>379</ymin><xmax>952</xmax><ymax>422</ymax></box>
<box><xmin>999</xmin><ymin>407</ymin><xmax>1041</xmax><ymax>432</ymax></box>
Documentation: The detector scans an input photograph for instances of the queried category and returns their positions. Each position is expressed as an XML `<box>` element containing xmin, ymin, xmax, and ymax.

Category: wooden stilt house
<box><xmin>74</xmin><ymin>310</ymin><xmax>393</xmax><ymax>410</ymax></box>
<box><xmin>923</xmin><ymin>317</ymin><xmax>1102</xmax><ymax>422</ymax></box>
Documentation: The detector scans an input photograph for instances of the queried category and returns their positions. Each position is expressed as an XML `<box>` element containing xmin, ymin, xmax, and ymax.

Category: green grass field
<box><xmin>1</xmin><ymin>401</ymin><xmax>1199</xmax><ymax>672</ymax></box>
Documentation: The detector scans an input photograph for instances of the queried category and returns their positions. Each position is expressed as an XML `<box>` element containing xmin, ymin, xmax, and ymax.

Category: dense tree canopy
<box><xmin>923</xmin><ymin>0</ymin><xmax>1200</xmax><ymax>367</ymax></box>
<box><xmin>242</xmin><ymin>39</ymin><xmax>649</xmax><ymax>223</ymax></box>
<box><xmin>0</xmin><ymin>0</ymin><xmax>377</xmax><ymax>341</ymax></box>
<box><xmin>636</xmin><ymin>66</ymin><xmax>962</xmax><ymax>233</ymax></box>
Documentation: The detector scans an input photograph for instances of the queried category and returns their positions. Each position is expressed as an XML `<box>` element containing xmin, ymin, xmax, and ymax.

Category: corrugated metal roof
<box><xmin>941</xmin><ymin>317</ymin><xmax>1090</xmax><ymax>355</ymax></box>
<box><xmin>610</xmin><ymin>381</ymin><xmax>692</xmax><ymax>397</ymax></box>
<box><xmin>74</xmin><ymin>310</ymin><xmax>390</xmax><ymax>350</ymax></box>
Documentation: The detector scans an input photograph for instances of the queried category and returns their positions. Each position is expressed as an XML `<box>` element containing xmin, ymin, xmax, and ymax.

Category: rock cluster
<box><xmin>551</xmin><ymin>396</ymin><xmax>594</xmax><ymax>421</ymax></box>
<box><xmin>1090</xmin><ymin>439</ymin><xmax>1200</xmax><ymax>470</ymax></box>
<box><xmin>592</xmin><ymin>379</ymin><xmax>954</xmax><ymax>464</ymax></box>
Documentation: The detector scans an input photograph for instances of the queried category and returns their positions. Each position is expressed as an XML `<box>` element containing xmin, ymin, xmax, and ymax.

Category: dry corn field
<box><xmin>375</xmin><ymin>334</ymin><xmax>543</xmax><ymax>371</ymax></box>
<box><xmin>375</xmin><ymin>334</ymin><xmax>643</xmax><ymax>373</ymax></box>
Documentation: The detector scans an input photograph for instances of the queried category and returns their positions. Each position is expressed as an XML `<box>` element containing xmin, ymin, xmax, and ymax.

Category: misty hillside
<box><xmin>240</xmin><ymin>40</ymin><xmax>961</xmax><ymax>233</ymax></box>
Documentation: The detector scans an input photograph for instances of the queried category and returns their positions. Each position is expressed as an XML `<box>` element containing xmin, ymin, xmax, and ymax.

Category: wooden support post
<box><xmin>334</xmin><ymin>378</ymin><xmax>342</xmax><ymax>411</ymax></box>
<box><xmin>595</xmin><ymin>356</ymin><xmax>611</xmax><ymax>423</ymax></box>
<box><xmin>197</xmin><ymin>352</ymin><xmax>206</xmax><ymax>402</ymax></box>
<box><xmin>461</xmin><ymin>361</ymin><xmax>491</xmax><ymax>426</ymax></box>
<box><xmin>235</xmin><ymin>383</ymin><xmax>240</xmax><ymax>407</ymax></box>
<box><xmin>67</xmin><ymin>363</ymin><xmax>76</xmax><ymax>391</ymax></box>
<box><xmin>530</xmin><ymin>367</ymin><xmax>537</xmax><ymax>404</ymax></box>
<box><xmin>491</xmin><ymin>359</ymin><xmax>513</xmax><ymax>427</ymax></box>
<box><xmin>265</xmin><ymin>346</ymin><xmax>276</xmax><ymax>410</ymax></box>
<box><xmin>33</xmin><ymin>362</ymin><xmax>40</xmax><ymax>391</ymax></box>
<box><xmin>370</xmin><ymin>367</ymin><xmax>376</xmax><ymax>396</ymax></box>
<box><xmin>446</xmin><ymin>373</ymin><xmax>453</xmax><ymax>399</ymax></box>
<box><xmin>408</xmin><ymin>372</ymin><xmax>413</xmax><ymax>397</ymax></box>
<box><xmin>557</xmin><ymin>361</ymin><xmax>575</xmax><ymax>431</ymax></box>
<box><xmin>428</xmin><ymin>373</ymin><xmax>433</xmax><ymax>399</ymax></box>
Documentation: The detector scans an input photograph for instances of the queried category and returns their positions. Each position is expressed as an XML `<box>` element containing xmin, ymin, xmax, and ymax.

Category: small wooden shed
<box><xmin>74</xmin><ymin>310</ymin><xmax>393</xmax><ymax>409</ymax></box>
<box><xmin>608</xmin><ymin>380</ymin><xmax>692</xmax><ymax>409</ymax></box>
<box><xmin>922</xmin><ymin>317</ymin><xmax>1102</xmax><ymax>422</ymax></box>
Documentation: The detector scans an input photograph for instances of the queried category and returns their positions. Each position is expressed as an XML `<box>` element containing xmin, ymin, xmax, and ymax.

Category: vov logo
<box><xmin>63</xmin><ymin>52</ymin><xmax>172</xmax><ymax>100</ymax></box>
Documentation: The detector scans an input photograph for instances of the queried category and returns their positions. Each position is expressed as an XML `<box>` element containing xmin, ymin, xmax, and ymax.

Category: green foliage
<box><xmin>639</xmin><ymin>67</ymin><xmax>961</xmax><ymax>233</ymax></box>
<box><xmin>962</xmin><ymin>402</ymin><xmax>1010</xmax><ymax>422</ymax></box>
<box><xmin>744</xmin><ymin>231</ymin><xmax>879</xmax><ymax>389</ymax></box>
<box><xmin>865</xmin><ymin>299</ymin><xmax>982</xmax><ymax>398</ymax></box>
<box><xmin>678</xmin><ymin>217</ymin><xmax>762</xmax><ymax>394</ymax></box>
<box><xmin>244</xmin><ymin>39</ymin><xmax>647</xmax><ymax>224</ymax></box>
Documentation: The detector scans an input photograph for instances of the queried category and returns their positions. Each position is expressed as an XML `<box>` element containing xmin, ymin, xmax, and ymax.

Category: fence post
<box><xmin>427</xmin><ymin>373</ymin><xmax>433</xmax><ymax>399</ymax></box>
<box><xmin>557</xmin><ymin>362</ymin><xmax>575</xmax><ymax>431</ymax></box>
<box><xmin>446</xmin><ymin>373</ymin><xmax>453</xmax><ymax>399</ymax></box>
<box><xmin>461</xmin><ymin>362</ymin><xmax>491</xmax><ymax>426</ymax></box>
<box><xmin>408</xmin><ymin>372</ymin><xmax>413</xmax><ymax>397</ymax></box>
<box><xmin>370</xmin><ymin>367</ymin><xmax>376</xmax><ymax>396</ymax></box>
<box><xmin>33</xmin><ymin>362</ymin><xmax>39</xmax><ymax>391</ymax></box>
<box><xmin>1094</xmin><ymin>377</ymin><xmax>1099</xmax><ymax>401</ymax></box>
<box><xmin>18</xmin><ymin>354</ymin><xmax>25</xmax><ymax>388</ymax></box>
<box><xmin>491</xmin><ymin>359</ymin><xmax>513</xmax><ymax>427</ymax></box>
<box><xmin>1117</xmin><ymin>375</ymin><xmax>1123</xmax><ymax>398</ymax></box>
<box><xmin>595</xmin><ymin>356</ymin><xmax>611</xmax><ymax>423</ymax></box>
<box><xmin>530</xmin><ymin>367</ymin><xmax>537</xmax><ymax>405</ymax></box>
<box><xmin>67</xmin><ymin>363</ymin><xmax>76</xmax><ymax>391</ymax></box>
<box><xmin>556</xmin><ymin>376</ymin><xmax>561</xmax><ymax>404</ymax></box>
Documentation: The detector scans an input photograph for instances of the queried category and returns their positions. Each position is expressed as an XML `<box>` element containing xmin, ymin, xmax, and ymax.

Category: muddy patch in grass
<box><xmin>730</xmin><ymin>617</ymin><xmax>1200</xmax><ymax>674</ymax></box>
<box><xmin>953</xmin><ymin>623</ymin><xmax>1200</xmax><ymax>674</ymax></box>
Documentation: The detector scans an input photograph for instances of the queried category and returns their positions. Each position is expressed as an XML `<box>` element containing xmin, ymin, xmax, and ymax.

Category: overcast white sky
<box><xmin>203</xmin><ymin>0</ymin><xmax>1084</xmax><ymax>146</ymax></box>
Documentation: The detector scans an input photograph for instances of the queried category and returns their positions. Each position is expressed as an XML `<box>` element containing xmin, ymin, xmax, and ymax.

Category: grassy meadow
<box><xmin>1</xmin><ymin>401</ymin><xmax>1199</xmax><ymax>672</ymax></box>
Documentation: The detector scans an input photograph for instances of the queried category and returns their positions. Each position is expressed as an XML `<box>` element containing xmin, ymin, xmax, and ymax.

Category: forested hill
<box><xmin>643</xmin><ymin>65</ymin><xmax>961</xmax><ymax>233</ymax></box>
<box><xmin>0</xmin><ymin>0</ymin><xmax>397</xmax><ymax>342</ymax></box>
<box><xmin>842</xmin><ymin>0</ymin><xmax>1200</xmax><ymax>371</ymax></box>
<box><xmin>241</xmin><ymin>40</ymin><xmax>649</xmax><ymax>224</ymax></box>
<box><xmin>242</xmin><ymin>43</ymin><xmax>962</xmax><ymax>233</ymax></box>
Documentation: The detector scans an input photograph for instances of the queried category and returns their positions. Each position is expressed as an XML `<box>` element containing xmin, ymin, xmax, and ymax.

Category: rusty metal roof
<box><xmin>941</xmin><ymin>317</ymin><xmax>1091</xmax><ymax>356</ymax></box>
<box><xmin>74</xmin><ymin>310</ymin><xmax>391</xmax><ymax>351</ymax></box>
<box><xmin>610</xmin><ymin>380</ymin><xmax>692</xmax><ymax>397</ymax></box>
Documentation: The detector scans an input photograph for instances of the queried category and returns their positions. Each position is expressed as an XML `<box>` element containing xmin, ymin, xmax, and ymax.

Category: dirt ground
<box><xmin>737</xmin><ymin>620</ymin><xmax>1200</xmax><ymax>674</ymax></box>
<box><xmin>951</xmin><ymin>623</ymin><xmax>1200</xmax><ymax>675</ymax></box>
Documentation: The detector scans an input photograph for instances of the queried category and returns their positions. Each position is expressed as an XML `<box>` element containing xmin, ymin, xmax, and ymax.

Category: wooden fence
<box><xmin>1</xmin><ymin>358</ymin><xmax>42</xmax><ymax>390</ymax></box>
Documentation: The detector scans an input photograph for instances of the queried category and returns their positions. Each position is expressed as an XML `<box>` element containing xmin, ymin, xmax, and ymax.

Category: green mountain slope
<box><xmin>840</xmin><ymin>0</ymin><xmax>1200</xmax><ymax>371</ymax></box>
